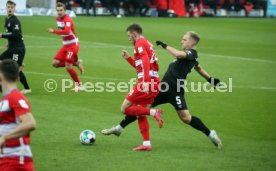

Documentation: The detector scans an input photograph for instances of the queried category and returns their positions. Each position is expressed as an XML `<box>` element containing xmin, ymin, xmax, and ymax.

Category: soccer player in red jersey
<box><xmin>109</xmin><ymin>24</ymin><xmax>163</xmax><ymax>151</ymax></box>
<box><xmin>0</xmin><ymin>60</ymin><xmax>36</xmax><ymax>171</ymax></box>
<box><xmin>47</xmin><ymin>2</ymin><xmax>84</xmax><ymax>91</ymax></box>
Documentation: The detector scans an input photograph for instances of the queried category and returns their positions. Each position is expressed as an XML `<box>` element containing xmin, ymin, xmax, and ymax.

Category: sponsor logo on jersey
<box><xmin>14</xmin><ymin>25</ymin><xmax>19</xmax><ymax>30</ymax></box>
<box><xmin>66</xmin><ymin>22</ymin><xmax>71</xmax><ymax>27</ymax></box>
<box><xmin>185</xmin><ymin>50</ymin><xmax>192</xmax><ymax>55</ymax></box>
<box><xmin>19</xmin><ymin>99</ymin><xmax>29</xmax><ymax>109</ymax></box>
<box><xmin>57</xmin><ymin>22</ymin><xmax>65</xmax><ymax>28</ymax></box>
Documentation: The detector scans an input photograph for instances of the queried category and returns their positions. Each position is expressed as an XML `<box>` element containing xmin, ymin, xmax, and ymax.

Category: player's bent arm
<box><xmin>126</xmin><ymin>57</ymin><xmax>136</xmax><ymax>68</ymax></box>
<box><xmin>1</xmin><ymin>24</ymin><xmax>21</xmax><ymax>39</ymax></box>
<box><xmin>122</xmin><ymin>50</ymin><xmax>136</xmax><ymax>68</ymax></box>
<box><xmin>194</xmin><ymin>65</ymin><xmax>211</xmax><ymax>80</ymax></box>
<box><xmin>166</xmin><ymin>46</ymin><xmax>187</xmax><ymax>59</ymax></box>
<box><xmin>53</xmin><ymin>26</ymin><xmax>71</xmax><ymax>35</ymax></box>
<box><xmin>2</xmin><ymin>112</ymin><xmax>36</xmax><ymax>141</ymax></box>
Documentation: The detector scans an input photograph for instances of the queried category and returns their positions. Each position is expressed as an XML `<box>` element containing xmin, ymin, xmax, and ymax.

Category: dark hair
<box><xmin>0</xmin><ymin>60</ymin><xmax>19</xmax><ymax>82</ymax></box>
<box><xmin>126</xmin><ymin>24</ymin><xmax>143</xmax><ymax>34</ymax></box>
<box><xmin>187</xmin><ymin>31</ymin><xmax>200</xmax><ymax>44</ymax></box>
<box><xmin>56</xmin><ymin>2</ymin><xmax>66</xmax><ymax>10</ymax></box>
<box><xmin>6</xmin><ymin>0</ymin><xmax>16</xmax><ymax>6</ymax></box>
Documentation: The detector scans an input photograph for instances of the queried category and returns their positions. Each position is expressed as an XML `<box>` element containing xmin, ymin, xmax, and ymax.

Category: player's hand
<box><xmin>141</xmin><ymin>82</ymin><xmax>149</xmax><ymax>93</ymax></box>
<box><xmin>47</xmin><ymin>28</ymin><xmax>54</xmax><ymax>33</ymax></box>
<box><xmin>207</xmin><ymin>77</ymin><xmax>221</xmax><ymax>87</ymax></box>
<box><xmin>0</xmin><ymin>136</ymin><xmax>5</xmax><ymax>154</ymax></box>
<box><xmin>122</xmin><ymin>50</ymin><xmax>130</xmax><ymax>59</ymax></box>
<box><xmin>156</xmin><ymin>40</ymin><xmax>167</xmax><ymax>49</ymax></box>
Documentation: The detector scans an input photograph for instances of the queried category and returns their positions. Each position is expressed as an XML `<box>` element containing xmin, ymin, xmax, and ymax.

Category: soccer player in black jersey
<box><xmin>102</xmin><ymin>31</ymin><xmax>222</xmax><ymax>149</ymax></box>
<box><xmin>0</xmin><ymin>1</ymin><xmax>31</xmax><ymax>94</ymax></box>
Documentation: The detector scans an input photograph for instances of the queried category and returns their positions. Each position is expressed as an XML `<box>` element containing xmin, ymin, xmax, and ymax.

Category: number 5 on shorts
<box><xmin>176</xmin><ymin>96</ymin><xmax>181</xmax><ymax>105</ymax></box>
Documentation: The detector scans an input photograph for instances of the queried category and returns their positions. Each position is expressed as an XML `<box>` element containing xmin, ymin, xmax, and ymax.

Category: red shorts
<box><xmin>0</xmin><ymin>157</ymin><xmax>34</xmax><ymax>171</ymax></box>
<box><xmin>54</xmin><ymin>43</ymin><xmax>80</xmax><ymax>64</ymax></box>
<box><xmin>126</xmin><ymin>80</ymin><xmax>160</xmax><ymax>106</ymax></box>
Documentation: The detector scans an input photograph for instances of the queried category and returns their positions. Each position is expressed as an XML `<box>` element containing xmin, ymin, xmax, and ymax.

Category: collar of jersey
<box><xmin>2</xmin><ymin>88</ymin><xmax>17</xmax><ymax>99</ymax></box>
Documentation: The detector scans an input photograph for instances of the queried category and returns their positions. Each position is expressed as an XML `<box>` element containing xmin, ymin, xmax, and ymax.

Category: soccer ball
<box><xmin>80</xmin><ymin>130</ymin><xmax>96</xmax><ymax>145</ymax></box>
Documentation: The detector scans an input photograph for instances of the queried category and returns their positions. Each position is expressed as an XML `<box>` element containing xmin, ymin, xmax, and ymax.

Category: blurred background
<box><xmin>0</xmin><ymin>0</ymin><xmax>275</xmax><ymax>18</ymax></box>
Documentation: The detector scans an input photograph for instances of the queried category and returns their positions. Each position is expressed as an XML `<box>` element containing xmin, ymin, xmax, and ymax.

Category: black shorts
<box><xmin>152</xmin><ymin>84</ymin><xmax>188</xmax><ymax>110</ymax></box>
<box><xmin>0</xmin><ymin>48</ymin><xmax>25</xmax><ymax>66</ymax></box>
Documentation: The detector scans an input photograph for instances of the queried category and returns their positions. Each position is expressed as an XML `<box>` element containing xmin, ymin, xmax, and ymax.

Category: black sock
<box><xmin>19</xmin><ymin>71</ymin><xmax>30</xmax><ymax>89</ymax></box>
<box><xmin>119</xmin><ymin>116</ymin><xmax>137</xmax><ymax>128</ymax></box>
<box><xmin>189</xmin><ymin>116</ymin><xmax>210</xmax><ymax>136</ymax></box>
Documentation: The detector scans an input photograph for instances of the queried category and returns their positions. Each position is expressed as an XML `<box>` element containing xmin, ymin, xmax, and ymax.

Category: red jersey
<box><xmin>54</xmin><ymin>14</ymin><xmax>79</xmax><ymax>46</ymax></box>
<box><xmin>0</xmin><ymin>89</ymin><xmax>32</xmax><ymax>163</ymax></box>
<box><xmin>127</xmin><ymin>38</ymin><xmax>159</xmax><ymax>82</ymax></box>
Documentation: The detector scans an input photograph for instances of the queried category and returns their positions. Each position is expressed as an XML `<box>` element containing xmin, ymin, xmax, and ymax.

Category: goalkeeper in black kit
<box><xmin>102</xmin><ymin>31</ymin><xmax>222</xmax><ymax>149</ymax></box>
<box><xmin>0</xmin><ymin>1</ymin><xmax>31</xmax><ymax>94</ymax></box>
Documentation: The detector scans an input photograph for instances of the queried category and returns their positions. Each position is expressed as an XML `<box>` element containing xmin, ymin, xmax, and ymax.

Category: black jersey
<box><xmin>2</xmin><ymin>15</ymin><xmax>25</xmax><ymax>49</ymax></box>
<box><xmin>162</xmin><ymin>49</ymin><xmax>199</xmax><ymax>90</ymax></box>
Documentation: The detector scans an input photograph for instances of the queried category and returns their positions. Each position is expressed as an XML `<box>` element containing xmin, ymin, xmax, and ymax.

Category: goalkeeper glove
<box><xmin>156</xmin><ymin>40</ymin><xmax>167</xmax><ymax>49</ymax></box>
<box><xmin>207</xmin><ymin>77</ymin><xmax>221</xmax><ymax>87</ymax></box>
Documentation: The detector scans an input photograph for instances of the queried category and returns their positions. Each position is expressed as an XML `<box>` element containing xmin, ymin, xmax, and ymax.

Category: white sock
<box><xmin>143</xmin><ymin>141</ymin><xmax>151</xmax><ymax>146</ymax></box>
<box><xmin>150</xmin><ymin>109</ymin><xmax>156</xmax><ymax>116</ymax></box>
<box><xmin>115</xmin><ymin>125</ymin><xmax>123</xmax><ymax>131</ymax></box>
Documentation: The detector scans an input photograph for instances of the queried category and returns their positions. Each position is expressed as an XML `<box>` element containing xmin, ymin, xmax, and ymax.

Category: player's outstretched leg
<box><xmin>133</xmin><ymin>116</ymin><xmax>152</xmax><ymax>151</ymax></box>
<box><xmin>101</xmin><ymin>116</ymin><xmax>137</xmax><ymax>136</ymax></box>
<box><xmin>124</xmin><ymin>105</ymin><xmax>163</xmax><ymax>128</ymax></box>
<box><xmin>177</xmin><ymin>110</ymin><xmax>222</xmax><ymax>149</ymax></box>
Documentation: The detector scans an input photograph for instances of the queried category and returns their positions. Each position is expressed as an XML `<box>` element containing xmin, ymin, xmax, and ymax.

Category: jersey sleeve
<box><xmin>1</xmin><ymin>18</ymin><xmax>21</xmax><ymax>40</ymax></box>
<box><xmin>126</xmin><ymin>57</ymin><xmax>136</xmax><ymax>68</ymax></box>
<box><xmin>10</xmin><ymin>94</ymin><xmax>31</xmax><ymax>117</ymax></box>
<box><xmin>184</xmin><ymin>49</ymin><xmax>196</xmax><ymax>60</ymax></box>
<box><xmin>53</xmin><ymin>17</ymin><xmax>71</xmax><ymax>35</ymax></box>
<box><xmin>135</xmin><ymin>41</ymin><xmax>150</xmax><ymax>82</ymax></box>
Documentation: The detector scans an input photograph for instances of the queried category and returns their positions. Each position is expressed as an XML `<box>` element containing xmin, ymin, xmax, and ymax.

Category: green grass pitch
<box><xmin>0</xmin><ymin>16</ymin><xmax>276</xmax><ymax>171</ymax></box>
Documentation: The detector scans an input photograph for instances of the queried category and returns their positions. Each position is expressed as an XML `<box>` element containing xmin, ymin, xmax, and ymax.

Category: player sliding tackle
<box><xmin>109</xmin><ymin>24</ymin><xmax>163</xmax><ymax>151</ymax></box>
<box><xmin>102</xmin><ymin>31</ymin><xmax>222</xmax><ymax>149</ymax></box>
<box><xmin>47</xmin><ymin>2</ymin><xmax>84</xmax><ymax>91</ymax></box>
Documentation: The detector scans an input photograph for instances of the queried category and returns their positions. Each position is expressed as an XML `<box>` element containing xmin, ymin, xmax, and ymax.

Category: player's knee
<box><xmin>52</xmin><ymin>61</ymin><xmax>59</xmax><ymax>67</ymax></box>
<box><xmin>65</xmin><ymin>63</ymin><xmax>73</xmax><ymax>69</ymax></box>
<box><xmin>178</xmin><ymin>111</ymin><xmax>191</xmax><ymax>124</ymax></box>
<box><xmin>120</xmin><ymin>106</ymin><xmax>126</xmax><ymax>114</ymax></box>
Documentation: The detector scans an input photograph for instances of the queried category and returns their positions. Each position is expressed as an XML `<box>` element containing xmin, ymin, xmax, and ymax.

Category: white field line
<box><xmin>25</xmin><ymin>71</ymin><xmax>276</xmax><ymax>91</ymax></box>
<box><xmin>23</xmin><ymin>35</ymin><xmax>276</xmax><ymax>64</ymax></box>
<box><xmin>25</xmin><ymin>71</ymin><xmax>126</xmax><ymax>81</ymax></box>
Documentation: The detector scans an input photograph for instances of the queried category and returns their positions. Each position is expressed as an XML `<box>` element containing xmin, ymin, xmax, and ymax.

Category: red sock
<box><xmin>125</xmin><ymin>106</ymin><xmax>150</xmax><ymax>116</ymax></box>
<box><xmin>138</xmin><ymin>116</ymin><xmax>150</xmax><ymax>141</ymax></box>
<box><xmin>56</xmin><ymin>61</ymin><xmax>65</xmax><ymax>67</ymax></box>
<box><xmin>66</xmin><ymin>68</ymin><xmax>80</xmax><ymax>85</ymax></box>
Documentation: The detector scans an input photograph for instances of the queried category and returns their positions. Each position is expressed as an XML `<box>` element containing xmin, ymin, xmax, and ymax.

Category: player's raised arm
<box><xmin>156</xmin><ymin>41</ymin><xmax>187</xmax><ymax>58</ymax></box>
<box><xmin>122</xmin><ymin>50</ymin><xmax>136</xmax><ymax>68</ymax></box>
